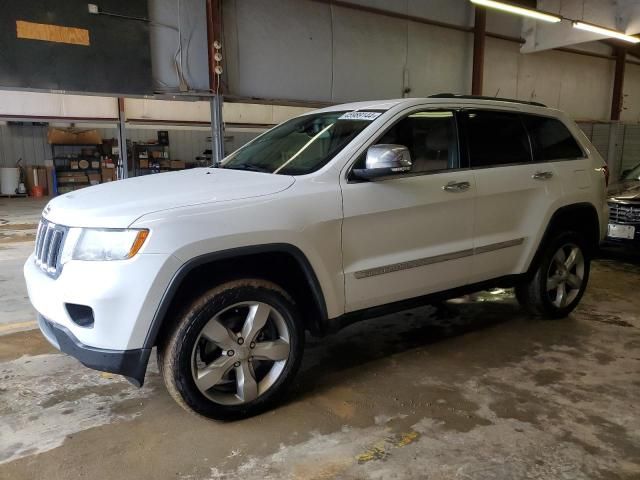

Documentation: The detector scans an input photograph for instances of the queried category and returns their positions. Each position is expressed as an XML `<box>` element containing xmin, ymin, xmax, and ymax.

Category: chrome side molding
<box><xmin>474</xmin><ymin>237</ymin><xmax>525</xmax><ymax>254</ymax></box>
<box><xmin>354</xmin><ymin>237</ymin><xmax>525</xmax><ymax>279</ymax></box>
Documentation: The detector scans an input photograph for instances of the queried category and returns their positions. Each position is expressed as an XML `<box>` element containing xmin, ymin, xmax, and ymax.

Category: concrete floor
<box><xmin>0</xmin><ymin>198</ymin><xmax>46</xmax><ymax>335</ymax></box>
<box><xmin>1</xmin><ymin>198</ymin><xmax>639</xmax><ymax>480</ymax></box>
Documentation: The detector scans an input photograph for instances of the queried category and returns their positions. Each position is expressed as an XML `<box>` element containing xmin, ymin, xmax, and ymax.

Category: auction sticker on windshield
<box><xmin>339</xmin><ymin>111</ymin><xmax>382</xmax><ymax>121</ymax></box>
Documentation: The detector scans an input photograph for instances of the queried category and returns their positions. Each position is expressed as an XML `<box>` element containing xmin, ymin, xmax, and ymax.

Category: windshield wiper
<box><xmin>225</xmin><ymin>164</ymin><xmax>271</xmax><ymax>173</ymax></box>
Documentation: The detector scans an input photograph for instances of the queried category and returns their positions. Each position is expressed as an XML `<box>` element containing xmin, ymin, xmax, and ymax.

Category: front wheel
<box><xmin>515</xmin><ymin>231</ymin><xmax>590</xmax><ymax>319</ymax></box>
<box><xmin>158</xmin><ymin>279</ymin><xmax>304</xmax><ymax>420</ymax></box>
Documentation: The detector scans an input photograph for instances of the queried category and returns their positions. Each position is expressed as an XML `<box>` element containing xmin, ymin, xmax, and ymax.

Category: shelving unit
<box><xmin>132</xmin><ymin>143</ymin><xmax>170</xmax><ymax>176</ymax></box>
<box><xmin>52</xmin><ymin>144</ymin><xmax>100</xmax><ymax>194</ymax></box>
<box><xmin>51</xmin><ymin>143</ymin><xmax>119</xmax><ymax>195</ymax></box>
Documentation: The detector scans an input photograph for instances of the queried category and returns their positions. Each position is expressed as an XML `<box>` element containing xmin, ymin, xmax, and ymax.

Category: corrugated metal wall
<box><xmin>621</xmin><ymin>125</ymin><xmax>640</xmax><ymax>173</ymax></box>
<box><xmin>0</xmin><ymin>125</ymin><xmax>118</xmax><ymax>168</ymax></box>
<box><xmin>126</xmin><ymin>129</ymin><xmax>211</xmax><ymax>163</ymax></box>
<box><xmin>0</xmin><ymin>125</ymin><xmax>261</xmax><ymax>168</ymax></box>
<box><xmin>0</xmin><ymin>124</ymin><xmax>50</xmax><ymax>168</ymax></box>
<box><xmin>578</xmin><ymin>122</ymin><xmax>610</xmax><ymax>160</ymax></box>
<box><xmin>578</xmin><ymin>121</ymin><xmax>640</xmax><ymax>178</ymax></box>
<box><xmin>126</xmin><ymin>128</ymin><xmax>260</xmax><ymax>162</ymax></box>
<box><xmin>223</xmin><ymin>0</ymin><xmax>617</xmax><ymax>121</ymax></box>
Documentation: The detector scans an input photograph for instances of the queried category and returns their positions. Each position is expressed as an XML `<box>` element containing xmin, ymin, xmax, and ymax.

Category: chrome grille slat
<box><xmin>33</xmin><ymin>218</ymin><xmax>68</xmax><ymax>278</ymax></box>
<box><xmin>35</xmin><ymin>221</ymin><xmax>47</xmax><ymax>260</ymax></box>
<box><xmin>47</xmin><ymin>231</ymin><xmax>63</xmax><ymax>271</ymax></box>
<box><xmin>40</xmin><ymin>226</ymin><xmax>53</xmax><ymax>264</ymax></box>
<box><xmin>608</xmin><ymin>202</ymin><xmax>640</xmax><ymax>225</ymax></box>
<box><xmin>38</xmin><ymin>222</ymin><xmax>54</xmax><ymax>269</ymax></box>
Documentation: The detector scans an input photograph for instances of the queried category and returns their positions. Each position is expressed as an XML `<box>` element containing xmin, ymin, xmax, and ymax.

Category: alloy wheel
<box><xmin>190</xmin><ymin>302</ymin><xmax>291</xmax><ymax>405</ymax></box>
<box><xmin>546</xmin><ymin>242</ymin><xmax>585</xmax><ymax>309</ymax></box>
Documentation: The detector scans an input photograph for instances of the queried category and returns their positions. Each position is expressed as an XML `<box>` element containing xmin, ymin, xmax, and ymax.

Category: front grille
<box><xmin>608</xmin><ymin>202</ymin><xmax>640</xmax><ymax>225</ymax></box>
<box><xmin>34</xmin><ymin>218</ymin><xmax>68</xmax><ymax>278</ymax></box>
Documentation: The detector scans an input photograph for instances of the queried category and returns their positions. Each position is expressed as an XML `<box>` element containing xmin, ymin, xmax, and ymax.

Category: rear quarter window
<box><xmin>521</xmin><ymin>115</ymin><xmax>584</xmax><ymax>161</ymax></box>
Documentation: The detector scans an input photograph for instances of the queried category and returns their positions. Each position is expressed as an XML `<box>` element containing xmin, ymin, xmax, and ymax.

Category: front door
<box><xmin>340</xmin><ymin>109</ymin><xmax>475</xmax><ymax>312</ymax></box>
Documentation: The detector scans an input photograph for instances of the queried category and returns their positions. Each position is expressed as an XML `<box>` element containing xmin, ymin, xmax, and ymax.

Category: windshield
<box><xmin>221</xmin><ymin>110</ymin><xmax>382</xmax><ymax>175</ymax></box>
<box><xmin>623</xmin><ymin>162</ymin><xmax>640</xmax><ymax>181</ymax></box>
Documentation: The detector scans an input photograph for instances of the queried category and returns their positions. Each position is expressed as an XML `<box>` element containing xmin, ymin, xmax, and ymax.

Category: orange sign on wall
<box><xmin>16</xmin><ymin>20</ymin><xmax>90</xmax><ymax>47</ymax></box>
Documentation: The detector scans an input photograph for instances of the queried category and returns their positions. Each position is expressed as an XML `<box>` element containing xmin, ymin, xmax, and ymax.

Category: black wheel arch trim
<box><xmin>143</xmin><ymin>243</ymin><xmax>329</xmax><ymax>352</ymax></box>
<box><xmin>525</xmin><ymin>202</ymin><xmax>600</xmax><ymax>279</ymax></box>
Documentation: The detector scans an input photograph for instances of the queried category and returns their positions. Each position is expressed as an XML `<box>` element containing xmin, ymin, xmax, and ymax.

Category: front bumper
<box><xmin>603</xmin><ymin>236</ymin><xmax>640</xmax><ymax>249</ymax></box>
<box><xmin>604</xmin><ymin>223</ymin><xmax>640</xmax><ymax>248</ymax></box>
<box><xmin>38</xmin><ymin>314</ymin><xmax>151</xmax><ymax>386</ymax></box>
<box><xmin>24</xmin><ymin>251</ymin><xmax>182</xmax><ymax>384</ymax></box>
<box><xmin>24</xmin><ymin>252</ymin><xmax>180</xmax><ymax>349</ymax></box>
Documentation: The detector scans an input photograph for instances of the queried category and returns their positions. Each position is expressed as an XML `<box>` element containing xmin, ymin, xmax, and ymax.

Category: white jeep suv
<box><xmin>24</xmin><ymin>95</ymin><xmax>609</xmax><ymax>420</ymax></box>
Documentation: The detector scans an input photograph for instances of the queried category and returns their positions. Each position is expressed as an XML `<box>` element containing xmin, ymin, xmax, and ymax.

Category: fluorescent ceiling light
<box><xmin>573</xmin><ymin>21</ymin><xmax>640</xmax><ymax>44</ymax></box>
<box><xmin>470</xmin><ymin>0</ymin><xmax>561</xmax><ymax>23</ymax></box>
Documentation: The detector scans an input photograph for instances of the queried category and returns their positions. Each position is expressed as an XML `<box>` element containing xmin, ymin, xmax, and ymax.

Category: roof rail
<box><xmin>428</xmin><ymin>93</ymin><xmax>547</xmax><ymax>108</ymax></box>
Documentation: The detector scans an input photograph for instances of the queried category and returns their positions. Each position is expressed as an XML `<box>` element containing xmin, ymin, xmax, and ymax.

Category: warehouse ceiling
<box><xmin>523</xmin><ymin>0</ymin><xmax>640</xmax><ymax>53</ymax></box>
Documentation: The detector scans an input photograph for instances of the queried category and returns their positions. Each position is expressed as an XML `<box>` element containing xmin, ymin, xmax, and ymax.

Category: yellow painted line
<box><xmin>356</xmin><ymin>431</ymin><xmax>421</xmax><ymax>464</ymax></box>
<box><xmin>16</xmin><ymin>20</ymin><xmax>90</xmax><ymax>46</ymax></box>
<box><xmin>395</xmin><ymin>431</ymin><xmax>419</xmax><ymax>447</ymax></box>
<box><xmin>356</xmin><ymin>440</ymin><xmax>387</xmax><ymax>464</ymax></box>
<box><xmin>0</xmin><ymin>320</ymin><xmax>37</xmax><ymax>333</ymax></box>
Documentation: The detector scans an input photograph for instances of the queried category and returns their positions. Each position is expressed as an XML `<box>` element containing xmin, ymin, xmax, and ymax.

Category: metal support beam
<box><xmin>209</xmin><ymin>95</ymin><xmax>224</xmax><ymax>165</ymax></box>
<box><xmin>117</xmin><ymin>97</ymin><xmax>128</xmax><ymax>179</ymax></box>
<box><xmin>611</xmin><ymin>48</ymin><xmax>626</xmax><ymax>121</ymax></box>
<box><xmin>206</xmin><ymin>0</ymin><xmax>225</xmax><ymax>164</ymax></box>
<box><xmin>472</xmin><ymin>7</ymin><xmax>486</xmax><ymax>96</ymax></box>
<box><xmin>205</xmin><ymin>0</ymin><xmax>223</xmax><ymax>94</ymax></box>
<box><xmin>606</xmin><ymin>122</ymin><xmax>622</xmax><ymax>181</ymax></box>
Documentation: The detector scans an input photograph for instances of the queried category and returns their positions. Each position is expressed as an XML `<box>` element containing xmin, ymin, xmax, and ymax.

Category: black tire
<box><xmin>515</xmin><ymin>231</ymin><xmax>590</xmax><ymax>319</ymax></box>
<box><xmin>158</xmin><ymin>279</ymin><xmax>304</xmax><ymax>420</ymax></box>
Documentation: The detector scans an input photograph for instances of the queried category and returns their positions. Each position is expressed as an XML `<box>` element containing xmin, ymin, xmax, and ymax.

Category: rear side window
<box><xmin>465</xmin><ymin>110</ymin><xmax>532</xmax><ymax>167</ymax></box>
<box><xmin>521</xmin><ymin>115</ymin><xmax>584</xmax><ymax>161</ymax></box>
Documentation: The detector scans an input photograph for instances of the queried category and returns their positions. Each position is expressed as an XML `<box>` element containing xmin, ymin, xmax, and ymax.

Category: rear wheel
<box><xmin>158</xmin><ymin>279</ymin><xmax>304</xmax><ymax>420</ymax></box>
<box><xmin>515</xmin><ymin>231</ymin><xmax>590</xmax><ymax>319</ymax></box>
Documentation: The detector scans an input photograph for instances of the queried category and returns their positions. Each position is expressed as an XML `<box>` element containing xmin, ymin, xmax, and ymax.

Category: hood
<box><xmin>44</xmin><ymin>168</ymin><xmax>295</xmax><ymax>228</ymax></box>
<box><xmin>608</xmin><ymin>181</ymin><xmax>640</xmax><ymax>203</ymax></box>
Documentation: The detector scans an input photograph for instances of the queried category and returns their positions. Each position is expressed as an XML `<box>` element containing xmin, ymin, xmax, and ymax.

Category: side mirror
<box><xmin>353</xmin><ymin>144</ymin><xmax>412</xmax><ymax>180</ymax></box>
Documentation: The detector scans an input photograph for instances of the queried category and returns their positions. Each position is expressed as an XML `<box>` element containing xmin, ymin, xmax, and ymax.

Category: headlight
<box><xmin>60</xmin><ymin>228</ymin><xmax>149</xmax><ymax>263</ymax></box>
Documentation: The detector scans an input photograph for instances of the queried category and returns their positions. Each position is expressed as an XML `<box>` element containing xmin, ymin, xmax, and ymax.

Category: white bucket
<box><xmin>0</xmin><ymin>167</ymin><xmax>20</xmax><ymax>195</ymax></box>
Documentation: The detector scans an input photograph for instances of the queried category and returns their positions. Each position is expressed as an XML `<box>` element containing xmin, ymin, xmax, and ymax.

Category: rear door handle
<box><xmin>532</xmin><ymin>171</ymin><xmax>553</xmax><ymax>180</ymax></box>
<box><xmin>443</xmin><ymin>181</ymin><xmax>471</xmax><ymax>192</ymax></box>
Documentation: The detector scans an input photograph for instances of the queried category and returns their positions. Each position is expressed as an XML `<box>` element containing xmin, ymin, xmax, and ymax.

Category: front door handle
<box><xmin>532</xmin><ymin>171</ymin><xmax>553</xmax><ymax>180</ymax></box>
<box><xmin>443</xmin><ymin>181</ymin><xmax>471</xmax><ymax>192</ymax></box>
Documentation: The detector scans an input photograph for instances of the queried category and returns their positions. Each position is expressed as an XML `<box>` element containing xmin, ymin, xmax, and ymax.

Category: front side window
<box><xmin>465</xmin><ymin>110</ymin><xmax>531</xmax><ymax>167</ymax></box>
<box><xmin>352</xmin><ymin>110</ymin><xmax>459</xmax><ymax>174</ymax></box>
<box><xmin>221</xmin><ymin>111</ymin><xmax>380</xmax><ymax>175</ymax></box>
<box><xmin>522</xmin><ymin>115</ymin><xmax>584</xmax><ymax>161</ymax></box>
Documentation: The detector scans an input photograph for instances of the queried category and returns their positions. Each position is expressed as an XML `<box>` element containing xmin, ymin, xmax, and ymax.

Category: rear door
<box><xmin>522</xmin><ymin>113</ymin><xmax>593</xmax><ymax>209</ymax></box>
<box><xmin>461</xmin><ymin>109</ymin><xmax>563</xmax><ymax>283</ymax></box>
